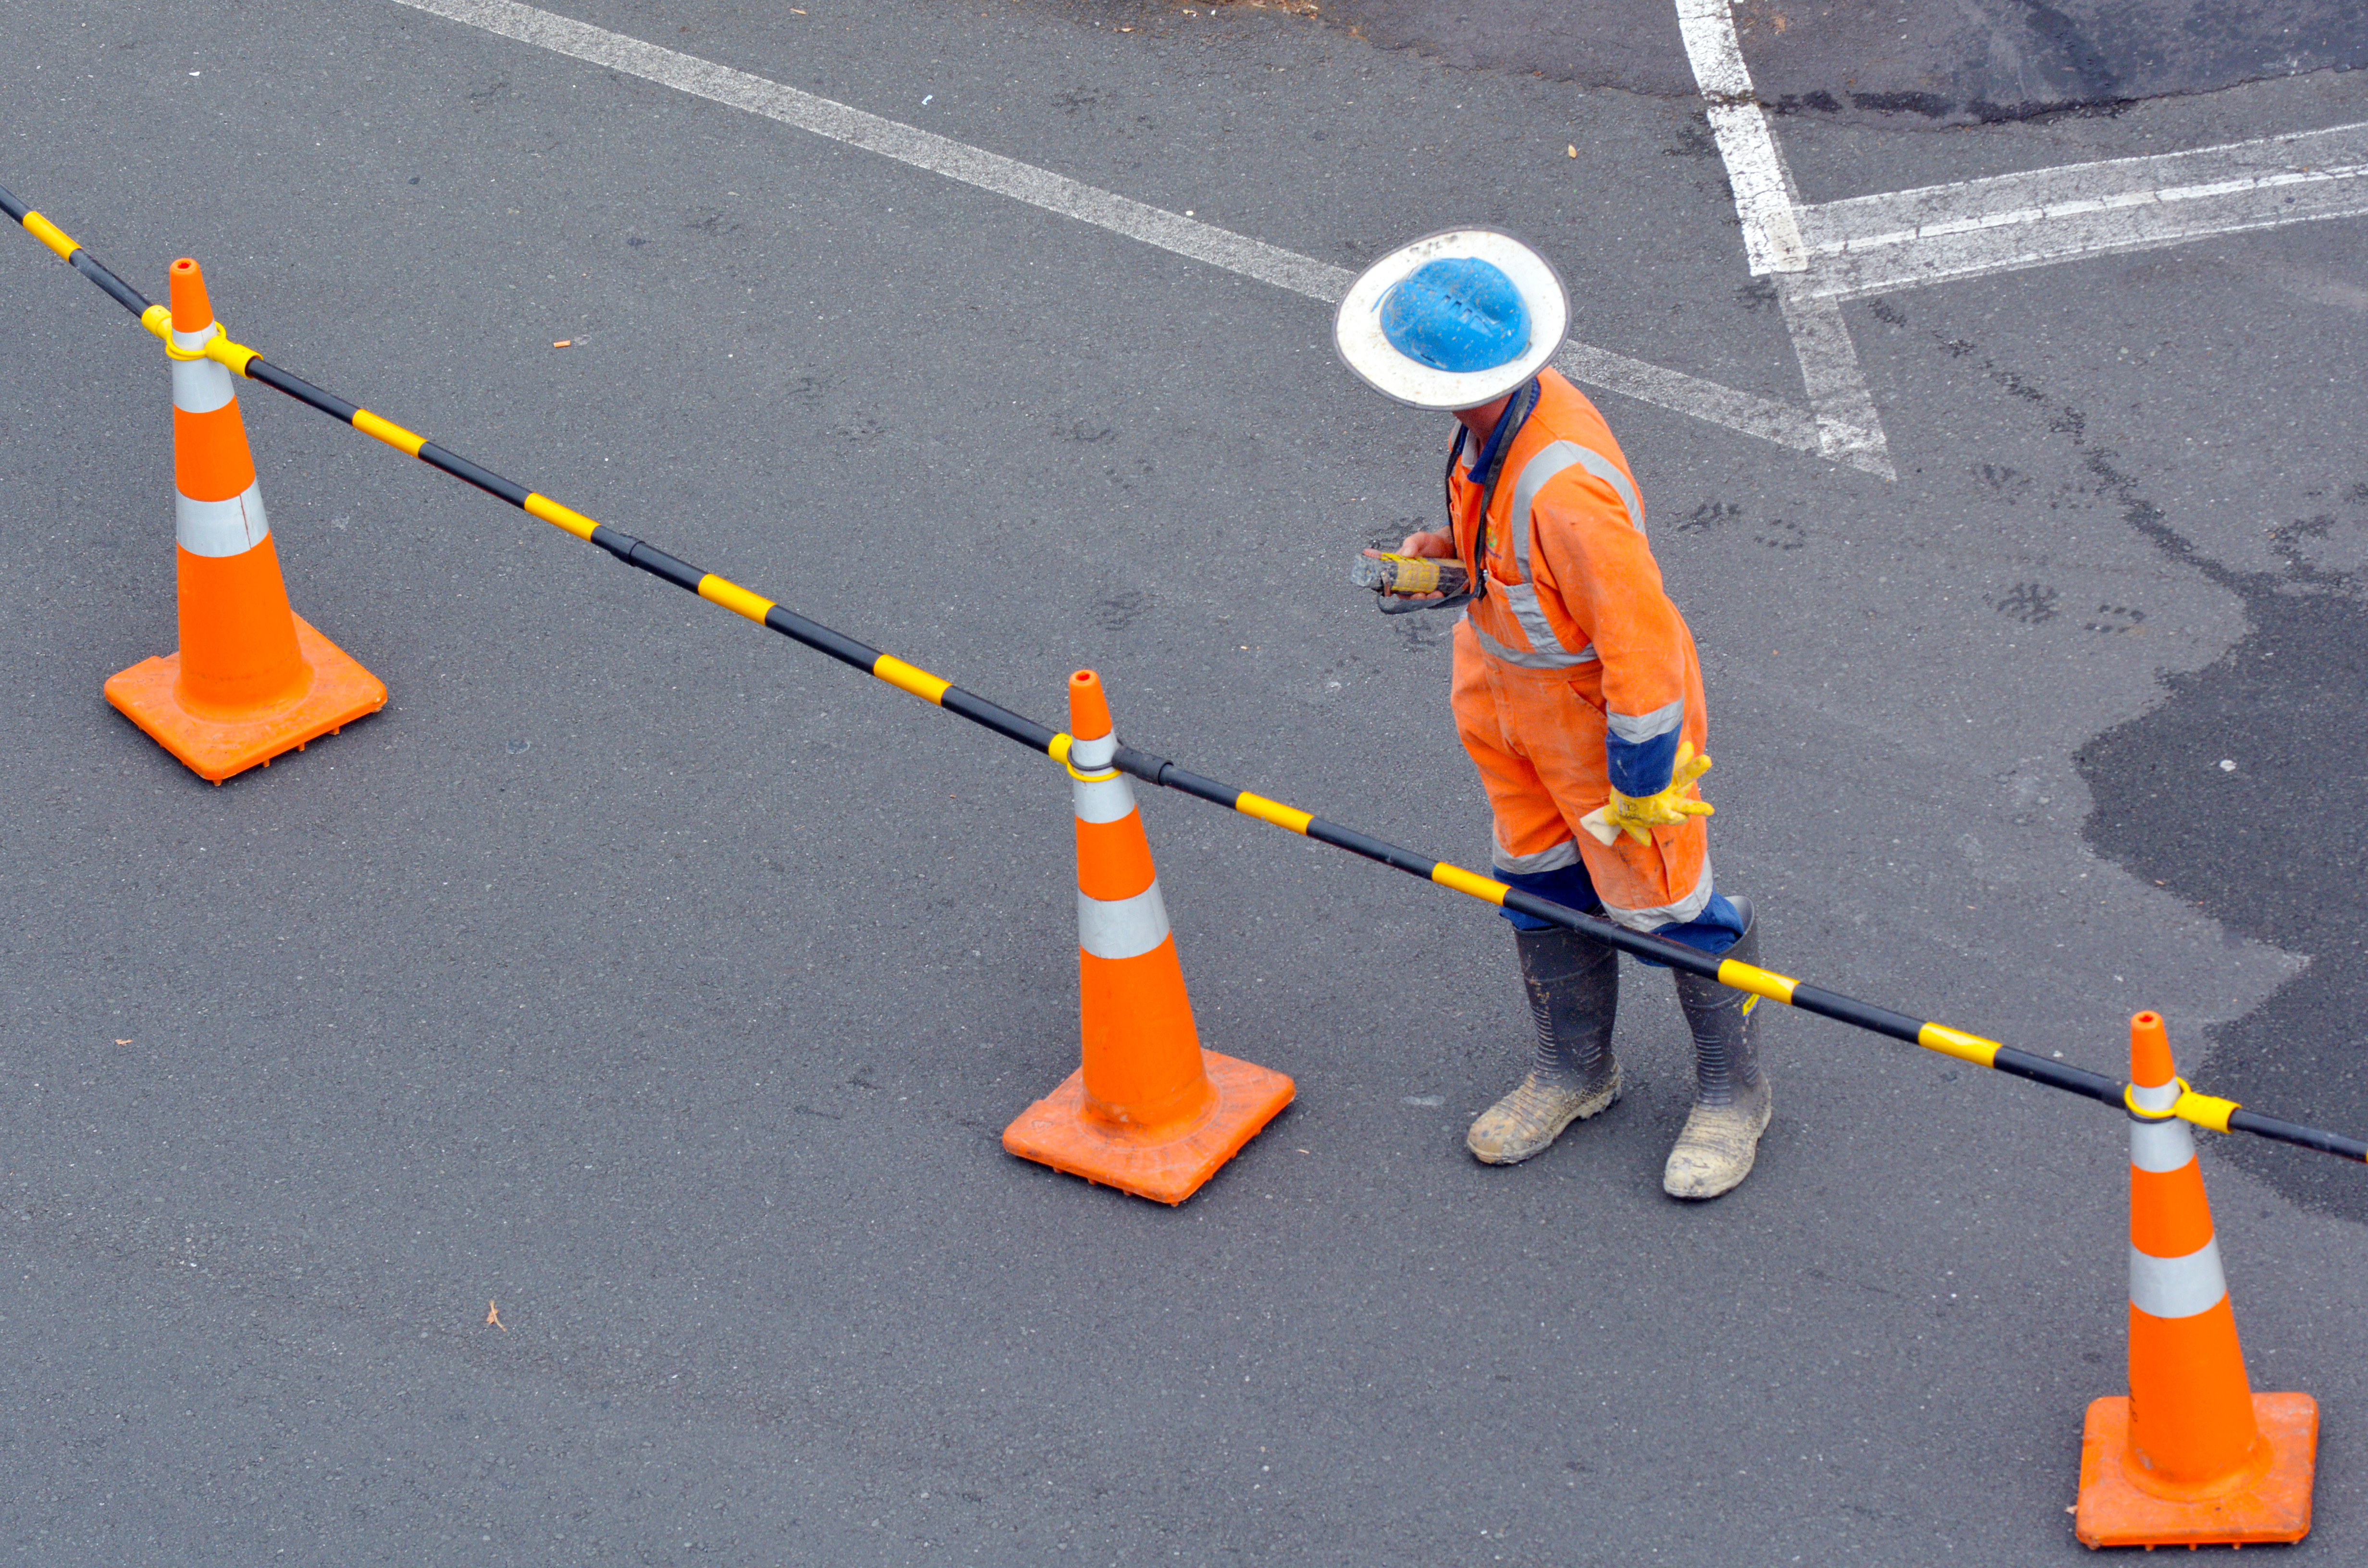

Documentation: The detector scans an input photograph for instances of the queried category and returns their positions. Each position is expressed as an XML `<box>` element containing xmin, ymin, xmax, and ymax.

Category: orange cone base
<box><xmin>103</xmin><ymin>614</ymin><xmax>387</xmax><ymax>784</ymax></box>
<box><xmin>1001</xmin><ymin>1051</ymin><xmax>1295</xmax><ymax>1206</ymax></box>
<box><xmin>2076</xmin><ymin>1393</ymin><xmax>2318</xmax><ymax>1548</ymax></box>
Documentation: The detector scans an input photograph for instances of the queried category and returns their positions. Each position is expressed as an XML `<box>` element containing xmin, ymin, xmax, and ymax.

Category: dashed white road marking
<box><xmin>1674</xmin><ymin>0</ymin><xmax>1895</xmax><ymax>479</ymax></box>
<box><xmin>392</xmin><ymin>0</ymin><xmax>1834</xmax><ymax>462</ymax></box>
<box><xmin>1790</xmin><ymin>121</ymin><xmax>2368</xmax><ymax>301</ymax></box>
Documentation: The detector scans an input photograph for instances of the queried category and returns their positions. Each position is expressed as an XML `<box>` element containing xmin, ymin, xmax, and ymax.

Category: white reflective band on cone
<box><xmin>2130</xmin><ymin>1238</ymin><xmax>2230</xmax><ymax>1320</ymax></box>
<box><xmin>177</xmin><ymin>482</ymin><xmax>271</xmax><ymax>557</ymax></box>
<box><xmin>1068</xmin><ymin>732</ymin><xmax>1137</xmax><ymax>820</ymax></box>
<box><xmin>1073</xmin><ymin>772</ymin><xmax>1137</xmax><ymax>824</ymax></box>
<box><xmin>1078</xmin><ymin>883</ymin><xmax>1172</xmax><ymax>961</ymax></box>
<box><xmin>171</xmin><ymin>353</ymin><xmax>236</xmax><ymax>415</ymax></box>
<box><xmin>2130</xmin><ymin>1116</ymin><xmax>2197</xmax><ymax>1174</ymax></box>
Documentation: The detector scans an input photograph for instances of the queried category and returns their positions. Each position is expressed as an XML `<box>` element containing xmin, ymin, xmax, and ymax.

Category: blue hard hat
<box><xmin>1378</xmin><ymin>257</ymin><xmax>1532</xmax><ymax>374</ymax></box>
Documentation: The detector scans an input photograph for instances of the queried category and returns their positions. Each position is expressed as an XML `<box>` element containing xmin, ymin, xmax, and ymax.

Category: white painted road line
<box><xmin>1673</xmin><ymin>0</ymin><xmax>1895</xmax><ymax>480</ymax></box>
<box><xmin>394</xmin><ymin>1</ymin><xmax>1348</xmax><ymax>296</ymax></box>
<box><xmin>392</xmin><ymin>0</ymin><xmax>1840</xmax><ymax>465</ymax></box>
<box><xmin>1552</xmin><ymin>341</ymin><xmax>1818</xmax><ymax>455</ymax></box>
<box><xmin>1672</xmin><ymin>0</ymin><xmax>1805</xmax><ymax>275</ymax></box>
<box><xmin>1774</xmin><ymin>289</ymin><xmax>1892</xmax><ymax>478</ymax></box>
<box><xmin>1676</xmin><ymin>0</ymin><xmax>2367</xmax><ymax>476</ymax></box>
<box><xmin>1791</xmin><ymin>121</ymin><xmax>2368</xmax><ymax>301</ymax></box>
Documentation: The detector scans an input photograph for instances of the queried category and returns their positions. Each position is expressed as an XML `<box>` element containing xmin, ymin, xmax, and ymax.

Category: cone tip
<box><xmin>169</xmin><ymin>257</ymin><xmax>214</xmax><ymax>334</ymax></box>
<box><xmin>1069</xmin><ymin>668</ymin><xmax>1113</xmax><ymax>742</ymax></box>
<box><xmin>2130</xmin><ymin>1010</ymin><xmax>2176</xmax><ymax>1087</ymax></box>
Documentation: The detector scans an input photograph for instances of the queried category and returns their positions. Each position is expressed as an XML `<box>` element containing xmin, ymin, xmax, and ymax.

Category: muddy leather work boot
<box><xmin>1466</xmin><ymin>925</ymin><xmax>1622</xmax><ymax>1165</ymax></box>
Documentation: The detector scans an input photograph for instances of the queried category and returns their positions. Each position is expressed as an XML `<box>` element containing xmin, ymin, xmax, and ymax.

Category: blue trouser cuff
<box><xmin>1496</xmin><ymin>860</ymin><xmax>1602</xmax><ymax>931</ymax></box>
<box><xmin>1499</xmin><ymin>867</ymin><xmax>1746</xmax><ymax>964</ymax></box>
<box><xmin>1634</xmin><ymin>891</ymin><xmax>1747</xmax><ymax>967</ymax></box>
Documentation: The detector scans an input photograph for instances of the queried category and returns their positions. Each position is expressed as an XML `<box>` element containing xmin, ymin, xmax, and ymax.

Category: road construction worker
<box><xmin>1333</xmin><ymin>228</ymin><xmax>1768</xmax><ymax>1199</ymax></box>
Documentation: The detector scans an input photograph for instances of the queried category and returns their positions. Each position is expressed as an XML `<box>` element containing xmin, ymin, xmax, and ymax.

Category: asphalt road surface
<box><xmin>1324</xmin><ymin>0</ymin><xmax>2368</xmax><ymax>123</ymax></box>
<box><xmin>2</xmin><ymin>1</ymin><xmax>2364</xmax><ymax>1564</ymax></box>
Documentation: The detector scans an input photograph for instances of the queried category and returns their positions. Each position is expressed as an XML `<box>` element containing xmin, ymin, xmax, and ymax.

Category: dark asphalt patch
<box><xmin>2079</xmin><ymin>478</ymin><xmax>2368</xmax><ymax>1222</ymax></box>
<box><xmin>1743</xmin><ymin>0</ymin><xmax>2368</xmax><ymax>128</ymax></box>
<box><xmin>1287</xmin><ymin>0</ymin><xmax>2368</xmax><ymax>126</ymax></box>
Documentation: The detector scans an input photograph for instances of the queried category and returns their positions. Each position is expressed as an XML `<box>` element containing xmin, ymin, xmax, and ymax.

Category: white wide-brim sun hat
<box><xmin>1332</xmin><ymin>228</ymin><xmax>1570</xmax><ymax>411</ymax></box>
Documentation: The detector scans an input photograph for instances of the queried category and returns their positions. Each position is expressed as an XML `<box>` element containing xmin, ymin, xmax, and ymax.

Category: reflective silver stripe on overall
<box><xmin>1468</xmin><ymin>621</ymin><xmax>1593</xmax><ymax>669</ymax></box>
<box><xmin>1607</xmin><ymin>698</ymin><xmax>1685</xmax><ymax>746</ymax></box>
<box><xmin>1466</xmin><ymin>440</ymin><xmax>1644</xmax><ymax>670</ymax></box>
<box><xmin>1601</xmin><ymin>859</ymin><xmax>1717</xmax><ymax>932</ymax></box>
<box><xmin>1491</xmin><ymin>836</ymin><xmax>1583</xmax><ymax>875</ymax></box>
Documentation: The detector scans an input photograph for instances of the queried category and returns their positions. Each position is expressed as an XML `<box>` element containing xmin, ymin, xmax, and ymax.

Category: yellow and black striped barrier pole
<box><xmin>0</xmin><ymin>184</ymin><xmax>1066</xmax><ymax>757</ymax></box>
<box><xmin>1095</xmin><ymin>741</ymin><xmax>2365</xmax><ymax>1161</ymax></box>
<box><xmin>9</xmin><ymin>183</ymin><xmax>2363</xmax><ymax>1169</ymax></box>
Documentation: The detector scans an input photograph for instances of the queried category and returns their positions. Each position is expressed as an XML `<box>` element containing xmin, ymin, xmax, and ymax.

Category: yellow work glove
<box><xmin>1579</xmin><ymin>742</ymin><xmax>1714</xmax><ymax>847</ymax></box>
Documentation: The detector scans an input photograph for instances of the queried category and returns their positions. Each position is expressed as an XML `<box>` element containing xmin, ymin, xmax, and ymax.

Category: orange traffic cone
<box><xmin>2074</xmin><ymin>1010</ymin><xmax>2317</xmax><ymax>1547</ymax></box>
<box><xmin>1001</xmin><ymin>669</ymin><xmax>1295</xmax><ymax>1204</ymax></box>
<box><xmin>103</xmin><ymin>257</ymin><xmax>384</xmax><ymax>783</ymax></box>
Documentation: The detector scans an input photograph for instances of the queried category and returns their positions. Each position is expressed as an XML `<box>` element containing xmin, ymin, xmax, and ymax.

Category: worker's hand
<box><xmin>1579</xmin><ymin>742</ymin><xmax>1714</xmax><ymax>846</ymax></box>
<box><xmin>1363</xmin><ymin>532</ymin><xmax>1456</xmax><ymax>601</ymax></box>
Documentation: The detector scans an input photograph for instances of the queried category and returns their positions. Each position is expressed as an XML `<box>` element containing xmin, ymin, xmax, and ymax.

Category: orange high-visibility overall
<box><xmin>1447</xmin><ymin>369</ymin><xmax>1716</xmax><ymax>932</ymax></box>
